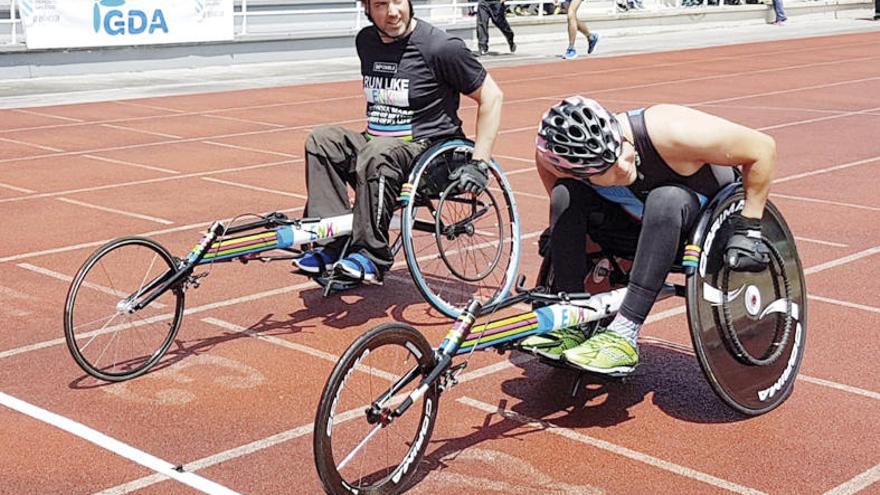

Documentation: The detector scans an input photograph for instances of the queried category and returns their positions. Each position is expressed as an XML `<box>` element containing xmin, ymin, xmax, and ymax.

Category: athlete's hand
<box><xmin>449</xmin><ymin>159</ymin><xmax>490</xmax><ymax>194</ymax></box>
<box><xmin>724</xmin><ymin>212</ymin><xmax>770</xmax><ymax>272</ymax></box>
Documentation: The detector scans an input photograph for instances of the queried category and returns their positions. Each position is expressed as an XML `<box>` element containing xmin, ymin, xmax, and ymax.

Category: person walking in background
<box><xmin>563</xmin><ymin>0</ymin><xmax>599</xmax><ymax>59</ymax></box>
<box><xmin>770</xmin><ymin>0</ymin><xmax>787</xmax><ymax>23</ymax></box>
<box><xmin>476</xmin><ymin>0</ymin><xmax>517</xmax><ymax>56</ymax></box>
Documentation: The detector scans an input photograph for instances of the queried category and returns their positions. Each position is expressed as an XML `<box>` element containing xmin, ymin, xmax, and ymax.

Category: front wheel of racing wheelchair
<box><xmin>534</xmin><ymin>182</ymin><xmax>807</xmax><ymax>416</ymax></box>
<box><xmin>399</xmin><ymin>138</ymin><xmax>521</xmax><ymax>319</ymax></box>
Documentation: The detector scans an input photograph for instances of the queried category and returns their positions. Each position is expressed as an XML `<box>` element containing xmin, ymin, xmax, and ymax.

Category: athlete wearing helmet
<box><xmin>523</xmin><ymin>96</ymin><xmax>776</xmax><ymax>375</ymax></box>
<box><xmin>295</xmin><ymin>0</ymin><xmax>505</xmax><ymax>286</ymax></box>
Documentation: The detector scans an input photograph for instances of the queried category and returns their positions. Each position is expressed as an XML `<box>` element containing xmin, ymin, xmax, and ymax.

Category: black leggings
<box><xmin>549</xmin><ymin>179</ymin><xmax>702</xmax><ymax>324</ymax></box>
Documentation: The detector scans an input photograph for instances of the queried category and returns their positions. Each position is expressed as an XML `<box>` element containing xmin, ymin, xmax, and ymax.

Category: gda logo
<box><xmin>93</xmin><ymin>0</ymin><xmax>169</xmax><ymax>36</ymax></box>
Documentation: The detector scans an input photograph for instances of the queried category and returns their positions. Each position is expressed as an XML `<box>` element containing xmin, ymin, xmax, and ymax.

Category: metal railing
<box><xmin>0</xmin><ymin>0</ymin><xmax>804</xmax><ymax>47</ymax></box>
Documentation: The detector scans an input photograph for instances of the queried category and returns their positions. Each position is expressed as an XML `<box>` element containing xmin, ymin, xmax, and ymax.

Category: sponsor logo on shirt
<box><xmin>373</xmin><ymin>61</ymin><xmax>398</xmax><ymax>74</ymax></box>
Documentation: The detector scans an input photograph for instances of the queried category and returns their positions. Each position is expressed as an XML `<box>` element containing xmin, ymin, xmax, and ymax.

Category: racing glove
<box><xmin>538</xmin><ymin>227</ymin><xmax>552</xmax><ymax>258</ymax></box>
<box><xmin>449</xmin><ymin>159</ymin><xmax>490</xmax><ymax>194</ymax></box>
<box><xmin>724</xmin><ymin>212</ymin><xmax>770</xmax><ymax>272</ymax></box>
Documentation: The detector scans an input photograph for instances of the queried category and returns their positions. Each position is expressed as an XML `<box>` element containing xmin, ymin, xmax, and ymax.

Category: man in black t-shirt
<box><xmin>294</xmin><ymin>0</ymin><xmax>505</xmax><ymax>285</ymax></box>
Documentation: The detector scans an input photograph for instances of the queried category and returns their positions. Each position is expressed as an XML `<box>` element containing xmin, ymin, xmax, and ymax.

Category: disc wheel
<box><xmin>64</xmin><ymin>237</ymin><xmax>184</xmax><ymax>382</ymax></box>
<box><xmin>314</xmin><ymin>323</ymin><xmax>439</xmax><ymax>494</ymax></box>
<box><xmin>687</xmin><ymin>190</ymin><xmax>807</xmax><ymax>416</ymax></box>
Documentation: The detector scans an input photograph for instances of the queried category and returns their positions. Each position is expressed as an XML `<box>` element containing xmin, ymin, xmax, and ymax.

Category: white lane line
<box><xmin>774</xmin><ymin>157</ymin><xmax>880</xmax><ymax>184</ymax></box>
<box><xmin>757</xmin><ymin>106</ymin><xmax>880</xmax><ymax>132</ymax></box>
<box><xmin>804</xmin><ymin>246</ymin><xmax>880</xmax><ymax>275</ymax></box>
<box><xmin>458</xmin><ymin>396</ymin><xmax>766</xmax><ymax>495</ymax></box>
<box><xmin>808</xmin><ymin>294</ymin><xmax>880</xmax><ymax>314</ymax></box>
<box><xmin>201</xmin><ymin>177</ymin><xmax>307</xmax><ymax>199</ymax></box>
<box><xmin>204</xmin><ymin>113</ymin><xmax>286</xmax><ymax>129</ymax></box>
<box><xmin>640</xmin><ymin>336</ymin><xmax>880</xmax><ymax>402</ymax></box>
<box><xmin>202</xmin><ymin>140</ymin><xmax>297</xmax><ymax>158</ymax></box>
<box><xmin>494</xmin><ymin>154</ymin><xmax>533</xmax><ymax>164</ymax></box>
<box><xmin>200</xmin><ymin>317</ymin><xmax>342</xmax><ymax>366</ymax></box>
<box><xmin>698</xmin><ymin>73</ymin><xmax>880</xmax><ymax>106</ymax></box>
<box><xmin>0</xmin><ymin>158</ymin><xmax>298</xmax><ymax>205</ymax></box>
<box><xmin>4</xmin><ymin>39</ymin><xmax>873</xmax><ymax>136</ymax></box>
<box><xmin>794</xmin><ymin>236</ymin><xmax>848</xmax><ymax>248</ymax></box>
<box><xmin>0</xmin><ymin>181</ymin><xmax>35</xmax><ymax>193</ymax></box>
<box><xmin>101</xmin><ymin>123</ymin><xmax>182</xmax><ymax>140</ymax></box>
<box><xmin>0</xmin><ymin>205</ymin><xmax>304</xmax><ymax>264</ymax></box>
<box><xmin>823</xmin><ymin>465</ymin><xmax>880</xmax><ymax>495</ymax></box>
<box><xmin>15</xmin><ymin>263</ymin><xmax>167</xmax><ymax>309</ymax></box>
<box><xmin>12</xmin><ymin>108</ymin><xmax>85</xmax><ymax>122</ymax></box>
<box><xmin>0</xmin><ymin>135</ymin><xmax>65</xmax><ymax>152</ymax></box>
<box><xmin>56</xmin><ymin>197</ymin><xmax>174</xmax><ymax>225</ymax></box>
<box><xmin>798</xmin><ymin>376</ymin><xmax>880</xmax><ymax>402</ymax></box>
<box><xmin>0</xmin><ymin>392</ymin><xmax>240</xmax><ymax>495</ymax></box>
<box><xmin>770</xmin><ymin>193</ymin><xmax>880</xmax><ymax>213</ymax></box>
<box><xmin>84</xmin><ymin>154</ymin><xmax>181</xmax><ymax>175</ymax></box>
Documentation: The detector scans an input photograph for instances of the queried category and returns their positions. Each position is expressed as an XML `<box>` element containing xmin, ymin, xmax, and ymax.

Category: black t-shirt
<box><xmin>356</xmin><ymin>19</ymin><xmax>487</xmax><ymax>141</ymax></box>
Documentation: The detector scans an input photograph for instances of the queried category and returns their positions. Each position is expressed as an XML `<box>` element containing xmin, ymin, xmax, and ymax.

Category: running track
<box><xmin>1</xmin><ymin>32</ymin><xmax>879</xmax><ymax>495</ymax></box>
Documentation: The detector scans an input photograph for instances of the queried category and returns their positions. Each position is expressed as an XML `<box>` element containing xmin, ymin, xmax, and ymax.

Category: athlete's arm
<box><xmin>648</xmin><ymin>104</ymin><xmax>776</xmax><ymax>219</ymax></box>
<box><xmin>466</xmin><ymin>74</ymin><xmax>504</xmax><ymax>163</ymax></box>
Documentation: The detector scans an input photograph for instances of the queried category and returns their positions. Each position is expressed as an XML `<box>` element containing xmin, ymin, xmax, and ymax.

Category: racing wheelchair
<box><xmin>63</xmin><ymin>138</ymin><xmax>521</xmax><ymax>382</ymax></box>
<box><xmin>312</xmin><ymin>181</ymin><xmax>807</xmax><ymax>495</ymax></box>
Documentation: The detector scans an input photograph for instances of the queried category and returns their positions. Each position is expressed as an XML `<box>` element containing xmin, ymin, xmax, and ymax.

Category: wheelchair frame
<box><xmin>62</xmin><ymin>138</ymin><xmax>521</xmax><ymax>382</ymax></box>
<box><xmin>312</xmin><ymin>182</ymin><xmax>808</xmax><ymax>495</ymax></box>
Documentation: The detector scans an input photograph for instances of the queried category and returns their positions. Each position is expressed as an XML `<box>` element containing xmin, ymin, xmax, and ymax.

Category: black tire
<box><xmin>686</xmin><ymin>186</ymin><xmax>807</xmax><ymax>416</ymax></box>
<box><xmin>402</xmin><ymin>139</ymin><xmax>520</xmax><ymax>318</ymax></box>
<box><xmin>314</xmin><ymin>323</ymin><xmax>439</xmax><ymax>495</ymax></box>
<box><xmin>64</xmin><ymin>237</ymin><xmax>184</xmax><ymax>382</ymax></box>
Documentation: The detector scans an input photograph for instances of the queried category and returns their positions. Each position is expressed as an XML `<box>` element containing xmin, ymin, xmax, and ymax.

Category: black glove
<box><xmin>449</xmin><ymin>159</ymin><xmax>490</xmax><ymax>194</ymax></box>
<box><xmin>724</xmin><ymin>212</ymin><xmax>770</xmax><ymax>272</ymax></box>
<box><xmin>538</xmin><ymin>227</ymin><xmax>552</xmax><ymax>258</ymax></box>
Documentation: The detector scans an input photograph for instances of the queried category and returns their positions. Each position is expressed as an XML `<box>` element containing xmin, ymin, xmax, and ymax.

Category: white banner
<box><xmin>19</xmin><ymin>0</ymin><xmax>234</xmax><ymax>50</ymax></box>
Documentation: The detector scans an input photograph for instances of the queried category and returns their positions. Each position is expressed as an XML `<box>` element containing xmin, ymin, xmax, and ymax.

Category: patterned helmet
<box><xmin>535</xmin><ymin>96</ymin><xmax>623</xmax><ymax>179</ymax></box>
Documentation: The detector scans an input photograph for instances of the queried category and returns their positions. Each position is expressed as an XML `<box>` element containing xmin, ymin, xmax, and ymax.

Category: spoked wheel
<box><xmin>402</xmin><ymin>139</ymin><xmax>520</xmax><ymax>318</ymax></box>
<box><xmin>314</xmin><ymin>323</ymin><xmax>439</xmax><ymax>495</ymax></box>
<box><xmin>64</xmin><ymin>237</ymin><xmax>184</xmax><ymax>382</ymax></box>
<box><xmin>687</xmin><ymin>186</ymin><xmax>807</xmax><ymax>416</ymax></box>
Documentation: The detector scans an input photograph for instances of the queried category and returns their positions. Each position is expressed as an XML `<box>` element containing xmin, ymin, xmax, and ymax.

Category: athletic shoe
<box><xmin>509</xmin><ymin>41</ymin><xmax>517</xmax><ymax>53</ymax></box>
<box><xmin>293</xmin><ymin>248</ymin><xmax>337</xmax><ymax>274</ymax></box>
<box><xmin>335</xmin><ymin>252</ymin><xmax>383</xmax><ymax>285</ymax></box>
<box><xmin>587</xmin><ymin>33</ymin><xmax>600</xmax><ymax>54</ymax></box>
<box><xmin>563</xmin><ymin>331</ymin><xmax>639</xmax><ymax>375</ymax></box>
<box><xmin>519</xmin><ymin>327</ymin><xmax>589</xmax><ymax>361</ymax></box>
<box><xmin>563</xmin><ymin>48</ymin><xmax>578</xmax><ymax>60</ymax></box>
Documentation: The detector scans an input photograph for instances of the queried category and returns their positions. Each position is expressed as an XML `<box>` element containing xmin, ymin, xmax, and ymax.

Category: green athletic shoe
<box><xmin>563</xmin><ymin>331</ymin><xmax>639</xmax><ymax>375</ymax></box>
<box><xmin>519</xmin><ymin>327</ymin><xmax>589</xmax><ymax>361</ymax></box>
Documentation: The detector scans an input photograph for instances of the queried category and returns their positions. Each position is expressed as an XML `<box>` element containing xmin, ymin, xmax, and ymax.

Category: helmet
<box><xmin>535</xmin><ymin>96</ymin><xmax>623</xmax><ymax>179</ymax></box>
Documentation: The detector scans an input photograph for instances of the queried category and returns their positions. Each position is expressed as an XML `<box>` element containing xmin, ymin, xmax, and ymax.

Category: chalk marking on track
<box><xmin>0</xmin><ymin>392</ymin><xmax>240</xmax><ymax>495</ymax></box>
<box><xmin>201</xmin><ymin>177</ymin><xmax>307</xmax><ymax>199</ymax></box>
<box><xmin>823</xmin><ymin>464</ymin><xmax>880</xmax><ymax>495</ymax></box>
<box><xmin>458</xmin><ymin>396</ymin><xmax>767</xmax><ymax>495</ymax></box>
<box><xmin>774</xmin><ymin>157</ymin><xmax>880</xmax><ymax>184</ymax></box>
<box><xmin>56</xmin><ymin>197</ymin><xmax>174</xmax><ymax>225</ymax></box>
<box><xmin>84</xmin><ymin>154</ymin><xmax>181</xmax><ymax>175</ymax></box>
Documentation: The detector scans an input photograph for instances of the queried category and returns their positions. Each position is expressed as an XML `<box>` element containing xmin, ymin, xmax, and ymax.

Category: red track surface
<box><xmin>1</xmin><ymin>32</ymin><xmax>879</xmax><ymax>495</ymax></box>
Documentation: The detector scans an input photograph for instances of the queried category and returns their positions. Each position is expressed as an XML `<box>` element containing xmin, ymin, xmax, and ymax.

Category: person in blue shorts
<box><xmin>294</xmin><ymin>0</ymin><xmax>505</xmax><ymax>286</ymax></box>
<box><xmin>521</xmin><ymin>96</ymin><xmax>776</xmax><ymax>375</ymax></box>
